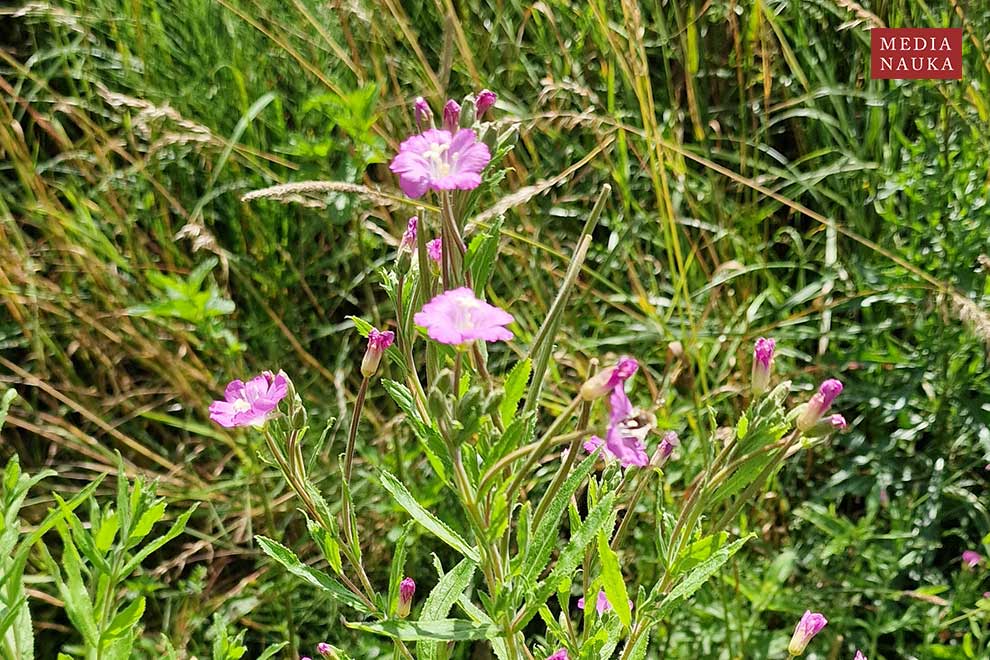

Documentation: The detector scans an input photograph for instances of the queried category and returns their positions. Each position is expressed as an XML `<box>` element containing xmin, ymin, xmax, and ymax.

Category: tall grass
<box><xmin>2</xmin><ymin>0</ymin><xmax>988</xmax><ymax>656</ymax></box>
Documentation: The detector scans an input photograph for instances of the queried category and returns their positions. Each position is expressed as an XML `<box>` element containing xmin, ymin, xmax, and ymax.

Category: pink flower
<box><xmin>361</xmin><ymin>327</ymin><xmax>395</xmax><ymax>378</ymax></box>
<box><xmin>398</xmin><ymin>577</ymin><xmax>416</xmax><ymax>617</ymax></box>
<box><xmin>476</xmin><ymin>89</ymin><xmax>497</xmax><ymax>117</ymax></box>
<box><xmin>442</xmin><ymin>99</ymin><xmax>461</xmax><ymax>131</ymax></box>
<box><xmin>854</xmin><ymin>651</ymin><xmax>867</xmax><ymax>660</ymax></box>
<box><xmin>209</xmin><ymin>371</ymin><xmax>288</xmax><ymax>428</ymax></box>
<box><xmin>577</xmin><ymin>590</ymin><xmax>633</xmax><ymax>615</ymax></box>
<box><xmin>547</xmin><ymin>650</ymin><xmax>568</xmax><ymax>660</ymax></box>
<box><xmin>389</xmin><ymin>129</ymin><xmax>491</xmax><ymax>198</ymax></box>
<box><xmin>400</xmin><ymin>216</ymin><xmax>418</xmax><ymax>251</ymax></box>
<box><xmin>962</xmin><ymin>550</ymin><xmax>982</xmax><ymax>568</ymax></box>
<box><xmin>583</xmin><ymin>385</ymin><xmax>650</xmax><ymax>468</ymax></box>
<box><xmin>316</xmin><ymin>642</ymin><xmax>333</xmax><ymax>657</ymax></box>
<box><xmin>752</xmin><ymin>337</ymin><xmax>775</xmax><ymax>396</ymax></box>
<box><xmin>788</xmin><ymin>611</ymin><xmax>827</xmax><ymax>656</ymax></box>
<box><xmin>414</xmin><ymin>287</ymin><xmax>514</xmax><ymax>345</ymax></box>
<box><xmin>413</xmin><ymin>97</ymin><xmax>432</xmax><ymax>130</ymax></box>
<box><xmin>657</xmin><ymin>431</ymin><xmax>679</xmax><ymax>461</ymax></box>
<box><xmin>426</xmin><ymin>238</ymin><xmax>443</xmax><ymax>264</ymax></box>
<box><xmin>797</xmin><ymin>379</ymin><xmax>843</xmax><ymax>432</ymax></box>
<box><xmin>580</xmin><ymin>356</ymin><xmax>639</xmax><ymax>400</ymax></box>
<box><xmin>983</xmin><ymin>592</ymin><xmax>990</xmax><ymax>599</ymax></box>
<box><xmin>829</xmin><ymin>414</ymin><xmax>847</xmax><ymax>429</ymax></box>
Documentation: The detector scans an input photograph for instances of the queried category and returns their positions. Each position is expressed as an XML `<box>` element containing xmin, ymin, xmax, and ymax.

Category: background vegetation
<box><xmin>2</xmin><ymin>0</ymin><xmax>989</xmax><ymax>657</ymax></box>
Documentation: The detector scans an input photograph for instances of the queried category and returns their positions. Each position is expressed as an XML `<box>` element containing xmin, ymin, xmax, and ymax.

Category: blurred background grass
<box><xmin>1</xmin><ymin>0</ymin><xmax>989</xmax><ymax>657</ymax></box>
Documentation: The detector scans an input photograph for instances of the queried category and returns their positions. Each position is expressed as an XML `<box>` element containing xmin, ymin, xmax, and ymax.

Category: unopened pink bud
<box><xmin>580</xmin><ymin>357</ymin><xmax>639</xmax><ymax>400</ymax></box>
<box><xmin>797</xmin><ymin>379</ymin><xmax>843</xmax><ymax>432</ymax></box>
<box><xmin>316</xmin><ymin>642</ymin><xmax>333</xmax><ymax>657</ymax></box>
<box><xmin>400</xmin><ymin>216</ymin><xmax>418</xmax><ymax>251</ymax></box>
<box><xmin>414</xmin><ymin>97</ymin><xmax>432</xmax><ymax>130</ymax></box>
<box><xmin>751</xmin><ymin>337</ymin><xmax>775</xmax><ymax>396</ymax></box>
<box><xmin>476</xmin><ymin>89</ymin><xmax>497</xmax><ymax>118</ymax></box>
<box><xmin>398</xmin><ymin>577</ymin><xmax>416</xmax><ymax>617</ymax></box>
<box><xmin>361</xmin><ymin>327</ymin><xmax>395</xmax><ymax>378</ymax></box>
<box><xmin>788</xmin><ymin>610</ymin><xmax>827</xmax><ymax>656</ymax></box>
<box><xmin>442</xmin><ymin>99</ymin><xmax>461</xmax><ymax>131</ymax></box>
<box><xmin>962</xmin><ymin>550</ymin><xmax>982</xmax><ymax>568</ymax></box>
<box><xmin>547</xmin><ymin>650</ymin><xmax>569</xmax><ymax>660</ymax></box>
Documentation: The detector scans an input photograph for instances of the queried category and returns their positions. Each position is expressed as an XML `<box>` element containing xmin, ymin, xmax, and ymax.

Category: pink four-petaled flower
<box><xmin>209</xmin><ymin>371</ymin><xmax>288</xmax><ymax>428</ymax></box>
<box><xmin>389</xmin><ymin>128</ymin><xmax>491</xmax><ymax>199</ymax></box>
<box><xmin>577</xmin><ymin>589</ymin><xmax>633</xmax><ymax>615</ymax></box>
<box><xmin>414</xmin><ymin>287</ymin><xmax>514</xmax><ymax>345</ymax></box>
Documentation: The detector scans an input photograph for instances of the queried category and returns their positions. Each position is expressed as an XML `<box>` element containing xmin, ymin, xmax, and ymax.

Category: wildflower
<box><xmin>476</xmin><ymin>89</ymin><xmax>497</xmax><ymax>118</ymax></box>
<box><xmin>787</xmin><ymin>610</ymin><xmax>827</xmax><ymax>656</ymax></box>
<box><xmin>577</xmin><ymin>590</ymin><xmax>633</xmax><ymax>615</ymax></box>
<box><xmin>547</xmin><ymin>650</ymin><xmax>569</xmax><ymax>660</ymax></box>
<box><xmin>854</xmin><ymin>651</ymin><xmax>867</xmax><ymax>660</ymax></box>
<box><xmin>316</xmin><ymin>642</ymin><xmax>333</xmax><ymax>658</ymax></box>
<box><xmin>584</xmin><ymin>386</ymin><xmax>651</xmax><ymax>468</ymax></box>
<box><xmin>751</xmin><ymin>337</ymin><xmax>776</xmax><ymax>396</ymax></box>
<box><xmin>983</xmin><ymin>592</ymin><xmax>990</xmax><ymax>599</ymax></box>
<box><xmin>400</xmin><ymin>216</ymin><xmax>418</xmax><ymax>251</ymax></box>
<box><xmin>442</xmin><ymin>99</ymin><xmax>461</xmax><ymax>131</ymax></box>
<box><xmin>414</xmin><ymin>287</ymin><xmax>514</xmax><ymax>345</ymax></box>
<box><xmin>398</xmin><ymin>577</ymin><xmax>416</xmax><ymax>617</ymax></box>
<box><xmin>361</xmin><ymin>327</ymin><xmax>395</xmax><ymax>378</ymax></box>
<box><xmin>962</xmin><ymin>550</ymin><xmax>982</xmax><ymax>568</ymax></box>
<box><xmin>413</xmin><ymin>97</ymin><xmax>432</xmax><ymax>130</ymax></box>
<box><xmin>389</xmin><ymin>129</ymin><xmax>491</xmax><ymax>198</ymax></box>
<box><xmin>302</xmin><ymin>657</ymin><xmax>312</xmax><ymax>660</ymax></box>
<box><xmin>829</xmin><ymin>414</ymin><xmax>847</xmax><ymax>429</ymax></box>
<box><xmin>580</xmin><ymin>356</ymin><xmax>639</xmax><ymax>401</ymax></box>
<box><xmin>426</xmin><ymin>238</ymin><xmax>443</xmax><ymax>264</ymax></box>
<box><xmin>209</xmin><ymin>371</ymin><xmax>289</xmax><ymax>428</ymax></box>
<box><xmin>657</xmin><ymin>431</ymin><xmax>679</xmax><ymax>461</ymax></box>
<box><xmin>796</xmin><ymin>379</ymin><xmax>843</xmax><ymax>432</ymax></box>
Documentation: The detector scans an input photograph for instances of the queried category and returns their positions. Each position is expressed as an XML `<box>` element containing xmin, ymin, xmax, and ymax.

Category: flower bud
<box><xmin>400</xmin><ymin>216</ymin><xmax>418</xmax><ymax>251</ymax></box>
<box><xmin>458</xmin><ymin>95</ymin><xmax>478</xmax><ymax>128</ymax></box>
<box><xmin>476</xmin><ymin>89</ymin><xmax>497</xmax><ymax>118</ymax></box>
<box><xmin>442</xmin><ymin>99</ymin><xmax>461</xmax><ymax>131</ymax></box>
<box><xmin>656</xmin><ymin>431</ymin><xmax>679</xmax><ymax>463</ymax></box>
<box><xmin>361</xmin><ymin>327</ymin><xmax>395</xmax><ymax>378</ymax></box>
<box><xmin>426</xmin><ymin>238</ymin><xmax>442</xmax><ymax>264</ymax></box>
<box><xmin>580</xmin><ymin>357</ymin><xmax>638</xmax><ymax>400</ymax></box>
<box><xmin>787</xmin><ymin>610</ymin><xmax>827</xmax><ymax>656</ymax></box>
<box><xmin>316</xmin><ymin>642</ymin><xmax>334</xmax><ymax>658</ymax></box>
<box><xmin>804</xmin><ymin>413</ymin><xmax>847</xmax><ymax>438</ymax></box>
<box><xmin>397</xmin><ymin>577</ymin><xmax>416</xmax><ymax>617</ymax></box>
<box><xmin>854</xmin><ymin>652</ymin><xmax>867</xmax><ymax>660</ymax></box>
<box><xmin>796</xmin><ymin>379</ymin><xmax>843</xmax><ymax>432</ymax></box>
<box><xmin>414</xmin><ymin>97</ymin><xmax>432</xmax><ymax>130</ymax></box>
<box><xmin>751</xmin><ymin>337</ymin><xmax>775</xmax><ymax>396</ymax></box>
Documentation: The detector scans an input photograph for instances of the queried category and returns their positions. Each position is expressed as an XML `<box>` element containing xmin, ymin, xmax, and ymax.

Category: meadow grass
<box><xmin>1</xmin><ymin>0</ymin><xmax>989</xmax><ymax>656</ymax></box>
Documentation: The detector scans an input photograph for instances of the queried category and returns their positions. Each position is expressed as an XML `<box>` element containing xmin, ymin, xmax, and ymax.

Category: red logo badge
<box><xmin>871</xmin><ymin>28</ymin><xmax>962</xmax><ymax>80</ymax></box>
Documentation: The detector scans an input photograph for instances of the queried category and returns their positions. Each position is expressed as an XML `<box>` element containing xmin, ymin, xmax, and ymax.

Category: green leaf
<box><xmin>121</xmin><ymin>505</ymin><xmax>197</xmax><ymax>575</ymax></box>
<box><xmin>597</xmin><ymin>533</ymin><xmax>631</xmax><ymax>628</ymax></box>
<box><xmin>0</xmin><ymin>388</ymin><xmax>17</xmax><ymax>433</ymax></box>
<box><xmin>382</xmin><ymin>380</ymin><xmax>449</xmax><ymax>481</ymax></box>
<box><xmin>520</xmin><ymin>448</ymin><xmax>601</xmax><ymax>585</ymax></box>
<box><xmin>465</xmin><ymin>217</ymin><xmax>503</xmax><ymax>295</ymax></box>
<box><xmin>378</xmin><ymin>469</ymin><xmax>479</xmax><ymax>562</ymax></box>
<box><xmin>346</xmin><ymin>619</ymin><xmax>496</xmax><ymax>642</ymax></box>
<box><xmin>257</xmin><ymin>642</ymin><xmax>288</xmax><ymax>660</ymax></box>
<box><xmin>255</xmin><ymin>536</ymin><xmax>370</xmax><ymax>614</ymax></box>
<box><xmin>522</xmin><ymin>493</ymin><xmax>616</xmax><ymax>626</ymax></box>
<box><xmin>418</xmin><ymin>558</ymin><xmax>478</xmax><ymax>660</ymax></box>
<box><xmin>104</xmin><ymin>597</ymin><xmax>146</xmax><ymax>640</ymax></box>
<box><xmin>388</xmin><ymin>522</ymin><xmax>414</xmax><ymax>615</ymax></box>
<box><xmin>673</xmin><ymin>532</ymin><xmax>729</xmax><ymax>577</ymax></box>
<box><xmin>54</xmin><ymin>525</ymin><xmax>98</xmax><ymax>647</ymax></box>
<box><xmin>499</xmin><ymin>358</ymin><xmax>531</xmax><ymax>424</ymax></box>
<box><xmin>653</xmin><ymin>536</ymin><xmax>751</xmax><ymax>619</ymax></box>
<box><xmin>95</xmin><ymin>511</ymin><xmax>120</xmax><ymax>553</ymax></box>
<box><xmin>128</xmin><ymin>501</ymin><xmax>166</xmax><ymax>545</ymax></box>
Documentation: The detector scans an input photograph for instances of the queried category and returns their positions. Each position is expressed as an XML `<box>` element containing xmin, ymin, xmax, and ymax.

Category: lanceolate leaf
<box><xmin>597</xmin><ymin>532</ymin><xmax>632</xmax><ymax>629</ymax></box>
<box><xmin>499</xmin><ymin>357</ymin><xmax>531</xmax><ymax>424</ymax></box>
<box><xmin>255</xmin><ymin>536</ymin><xmax>370</xmax><ymax>614</ymax></box>
<box><xmin>346</xmin><ymin>618</ymin><xmax>496</xmax><ymax>642</ymax></box>
<box><xmin>378</xmin><ymin>469</ymin><xmax>480</xmax><ymax>562</ymax></box>
<box><xmin>418</xmin><ymin>558</ymin><xmax>478</xmax><ymax>660</ymax></box>
<box><xmin>652</xmin><ymin>536</ymin><xmax>751</xmax><ymax>620</ymax></box>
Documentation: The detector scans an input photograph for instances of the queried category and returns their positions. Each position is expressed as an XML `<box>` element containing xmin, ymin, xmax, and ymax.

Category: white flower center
<box><xmin>232</xmin><ymin>399</ymin><xmax>251</xmax><ymax>413</ymax></box>
<box><xmin>425</xmin><ymin>142</ymin><xmax>452</xmax><ymax>178</ymax></box>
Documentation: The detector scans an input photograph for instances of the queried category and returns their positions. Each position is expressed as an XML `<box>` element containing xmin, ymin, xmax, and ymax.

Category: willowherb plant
<box><xmin>224</xmin><ymin>93</ymin><xmax>850</xmax><ymax>659</ymax></box>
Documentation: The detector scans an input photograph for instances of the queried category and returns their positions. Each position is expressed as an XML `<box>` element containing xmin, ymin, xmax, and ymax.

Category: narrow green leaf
<box><xmin>466</xmin><ymin>217</ymin><xmax>503</xmax><ymax>294</ymax></box>
<box><xmin>378</xmin><ymin>469</ymin><xmax>479</xmax><ymax>562</ymax></box>
<box><xmin>121</xmin><ymin>505</ymin><xmax>197</xmax><ymax>575</ymax></box>
<box><xmin>499</xmin><ymin>358</ymin><xmax>531</xmax><ymax>424</ymax></box>
<box><xmin>652</xmin><ymin>536</ymin><xmax>751</xmax><ymax>619</ymax></box>
<box><xmin>597</xmin><ymin>532</ymin><xmax>631</xmax><ymax>628</ymax></box>
<box><xmin>347</xmin><ymin>619</ymin><xmax>496</xmax><ymax>642</ymax></box>
<box><xmin>54</xmin><ymin>525</ymin><xmax>98</xmax><ymax>647</ymax></box>
<box><xmin>104</xmin><ymin>597</ymin><xmax>146</xmax><ymax>640</ymax></box>
<box><xmin>128</xmin><ymin>501</ymin><xmax>166</xmax><ymax>545</ymax></box>
<box><xmin>388</xmin><ymin>521</ymin><xmax>414</xmax><ymax>615</ymax></box>
<box><xmin>255</xmin><ymin>536</ymin><xmax>370</xmax><ymax>614</ymax></box>
<box><xmin>382</xmin><ymin>380</ymin><xmax>449</xmax><ymax>481</ymax></box>
<box><xmin>95</xmin><ymin>511</ymin><xmax>120</xmax><ymax>553</ymax></box>
<box><xmin>418</xmin><ymin>559</ymin><xmax>478</xmax><ymax>660</ymax></box>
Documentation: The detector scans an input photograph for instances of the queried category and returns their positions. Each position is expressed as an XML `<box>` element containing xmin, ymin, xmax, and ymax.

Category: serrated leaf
<box><xmin>465</xmin><ymin>217</ymin><xmax>503</xmax><ymax>294</ymax></box>
<box><xmin>121</xmin><ymin>505</ymin><xmax>197</xmax><ymax>575</ymax></box>
<box><xmin>652</xmin><ymin>536</ymin><xmax>751</xmax><ymax>619</ymax></box>
<box><xmin>418</xmin><ymin>558</ymin><xmax>478</xmax><ymax>660</ymax></box>
<box><xmin>520</xmin><ymin>448</ymin><xmax>601</xmax><ymax>585</ymax></box>
<box><xmin>255</xmin><ymin>536</ymin><xmax>370</xmax><ymax>613</ymax></box>
<box><xmin>128</xmin><ymin>501</ymin><xmax>166</xmax><ymax>545</ymax></box>
<box><xmin>378</xmin><ymin>469</ymin><xmax>479</xmax><ymax>562</ymax></box>
<box><xmin>347</xmin><ymin>618</ymin><xmax>496</xmax><ymax>641</ymax></box>
<box><xmin>597</xmin><ymin>533</ymin><xmax>631</xmax><ymax>628</ymax></box>
<box><xmin>499</xmin><ymin>358</ymin><xmax>531</xmax><ymax>423</ymax></box>
<box><xmin>382</xmin><ymin>380</ymin><xmax>449</xmax><ymax>481</ymax></box>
